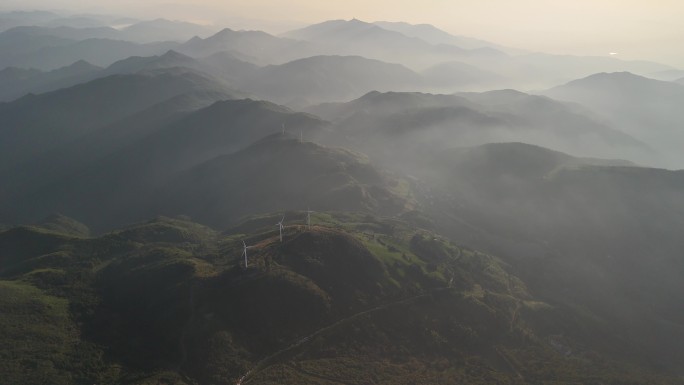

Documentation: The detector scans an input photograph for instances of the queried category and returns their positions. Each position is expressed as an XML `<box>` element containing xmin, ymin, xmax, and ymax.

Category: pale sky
<box><xmin>4</xmin><ymin>0</ymin><xmax>684</xmax><ymax>67</ymax></box>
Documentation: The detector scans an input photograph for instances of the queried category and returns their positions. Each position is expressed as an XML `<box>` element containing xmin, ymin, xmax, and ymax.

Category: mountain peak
<box><xmin>564</xmin><ymin>71</ymin><xmax>672</xmax><ymax>88</ymax></box>
<box><xmin>159</xmin><ymin>49</ymin><xmax>192</xmax><ymax>61</ymax></box>
<box><xmin>62</xmin><ymin>59</ymin><xmax>98</xmax><ymax>70</ymax></box>
<box><xmin>551</xmin><ymin>71</ymin><xmax>683</xmax><ymax>93</ymax></box>
<box><xmin>48</xmin><ymin>60</ymin><xmax>101</xmax><ymax>77</ymax></box>
<box><xmin>282</xmin><ymin>18</ymin><xmax>386</xmax><ymax>39</ymax></box>
<box><xmin>69</xmin><ymin>59</ymin><xmax>93</xmax><ymax>66</ymax></box>
<box><xmin>186</xmin><ymin>35</ymin><xmax>203</xmax><ymax>43</ymax></box>
<box><xmin>216</xmin><ymin>27</ymin><xmax>236</xmax><ymax>35</ymax></box>
<box><xmin>34</xmin><ymin>213</ymin><xmax>90</xmax><ymax>237</ymax></box>
<box><xmin>585</xmin><ymin>71</ymin><xmax>642</xmax><ymax>81</ymax></box>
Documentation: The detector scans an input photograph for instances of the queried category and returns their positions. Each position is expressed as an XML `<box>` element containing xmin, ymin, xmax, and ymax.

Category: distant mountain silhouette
<box><xmin>0</xmin><ymin>71</ymin><xmax>236</xmax><ymax>172</ymax></box>
<box><xmin>0</xmin><ymin>19</ymin><xmax>215</xmax><ymax>43</ymax></box>
<box><xmin>0</xmin><ymin>10</ymin><xmax>60</xmax><ymax>31</ymax></box>
<box><xmin>0</xmin><ymin>26</ymin><xmax>73</xmax><ymax>56</ymax></box>
<box><xmin>311</xmin><ymin>90</ymin><xmax>646</xmax><ymax>167</ymax></box>
<box><xmin>284</xmin><ymin>18</ymin><xmax>416</xmax><ymax>43</ymax></box>
<box><xmin>0</xmin><ymin>49</ymin><xmax>257</xmax><ymax>98</ymax></box>
<box><xmin>0</xmin><ymin>25</ymin><xmax>120</xmax><ymax>40</ymax></box>
<box><xmin>373</xmin><ymin>21</ymin><xmax>511</xmax><ymax>51</ymax></box>
<box><xmin>282</xmin><ymin>19</ymin><xmax>506</xmax><ymax>69</ymax></box>
<box><xmin>544</xmin><ymin>71</ymin><xmax>684</xmax><ymax>168</ymax></box>
<box><xmin>0</xmin><ymin>27</ymin><xmax>177</xmax><ymax>69</ymax></box>
<box><xmin>119</xmin><ymin>18</ymin><xmax>216</xmax><ymax>43</ymax></box>
<box><xmin>0</xmin><ymin>59</ymin><xmax>101</xmax><ymax>101</ymax></box>
<box><xmin>102</xmin><ymin>49</ymin><xmax>204</xmax><ymax>75</ymax></box>
<box><xmin>308</xmin><ymin>91</ymin><xmax>474</xmax><ymax>121</ymax></box>
<box><xmin>178</xmin><ymin>28</ymin><xmax>311</xmax><ymax>65</ymax></box>
<box><xmin>103</xmin><ymin>49</ymin><xmax>260</xmax><ymax>87</ymax></box>
<box><xmin>236</xmin><ymin>55</ymin><xmax>423</xmax><ymax>106</ymax></box>
<box><xmin>514</xmin><ymin>53</ymin><xmax>673</xmax><ymax>85</ymax></box>
<box><xmin>0</xmin><ymin>10</ymin><xmax>137</xmax><ymax>30</ymax></box>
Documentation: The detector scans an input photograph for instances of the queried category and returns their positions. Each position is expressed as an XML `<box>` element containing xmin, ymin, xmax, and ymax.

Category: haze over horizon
<box><xmin>2</xmin><ymin>0</ymin><xmax>684</xmax><ymax>67</ymax></box>
<box><xmin>4</xmin><ymin>1</ymin><xmax>684</xmax><ymax>384</ymax></box>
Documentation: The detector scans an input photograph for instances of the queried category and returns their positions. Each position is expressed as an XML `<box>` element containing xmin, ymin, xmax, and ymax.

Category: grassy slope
<box><xmin>0</xmin><ymin>214</ymin><xmax>681</xmax><ymax>384</ymax></box>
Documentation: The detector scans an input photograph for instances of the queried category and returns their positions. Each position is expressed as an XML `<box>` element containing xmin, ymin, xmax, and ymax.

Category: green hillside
<box><xmin>3</xmin><ymin>11</ymin><xmax>684</xmax><ymax>385</ymax></box>
<box><xmin>0</xmin><ymin>213</ymin><xmax>680</xmax><ymax>384</ymax></box>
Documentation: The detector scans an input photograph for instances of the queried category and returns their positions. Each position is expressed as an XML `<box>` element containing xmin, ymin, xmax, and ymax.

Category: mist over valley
<box><xmin>1</xmin><ymin>4</ymin><xmax>684</xmax><ymax>385</ymax></box>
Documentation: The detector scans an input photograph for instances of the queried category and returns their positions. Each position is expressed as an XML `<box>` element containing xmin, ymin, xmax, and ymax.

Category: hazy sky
<box><xmin>4</xmin><ymin>0</ymin><xmax>684</xmax><ymax>66</ymax></box>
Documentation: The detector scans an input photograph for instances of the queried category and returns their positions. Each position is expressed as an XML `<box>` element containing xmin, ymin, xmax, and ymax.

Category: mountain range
<box><xmin>0</xmin><ymin>26</ymin><xmax>178</xmax><ymax>69</ymax></box>
<box><xmin>0</xmin><ymin>70</ymin><xmax>236</xmax><ymax>172</ymax></box>
<box><xmin>0</xmin><ymin>94</ymin><xmax>326</xmax><ymax>230</ymax></box>
<box><xmin>2</xmin><ymin>10</ymin><xmax>684</xmax><ymax>385</ymax></box>
<box><xmin>1</xmin><ymin>16</ymin><xmax>678</xmax><ymax>97</ymax></box>
<box><xmin>310</xmin><ymin>89</ymin><xmax>648</xmax><ymax>168</ymax></box>
<box><xmin>372</xmin><ymin>21</ymin><xmax>511</xmax><ymax>51</ymax></box>
<box><xmin>282</xmin><ymin>19</ymin><xmax>507</xmax><ymax>70</ymax></box>
<box><xmin>544</xmin><ymin>71</ymin><xmax>684</xmax><ymax>168</ymax></box>
<box><xmin>0</xmin><ymin>59</ymin><xmax>102</xmax><ymax>101</ymax></box>
<box><xmin>235</xmin><ymin>55</ymin><xmax>423</xmax><ymax>106</ymax></box>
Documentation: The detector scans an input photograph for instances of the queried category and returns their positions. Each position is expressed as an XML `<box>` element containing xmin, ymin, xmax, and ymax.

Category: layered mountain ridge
<box><xmin>1</xmin><ymin>11</ymin><xmax>684</xmax><ymax>385</ymax></box>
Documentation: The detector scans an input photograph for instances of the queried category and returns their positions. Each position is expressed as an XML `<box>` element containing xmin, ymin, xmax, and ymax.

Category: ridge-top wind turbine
<box><xmin>306</xmin><ymin>207</ymin><xmax>315</xmax><ymax>230</ymax></box>
<box><xmin>276</xmin><ymin>215</ymin><xmax>285</xmax><ymax>242</ymax></box>
<box><xmin>241</xmin><ymin>240</ymin><xmax>253</xmax><ymax>268</ymax></box>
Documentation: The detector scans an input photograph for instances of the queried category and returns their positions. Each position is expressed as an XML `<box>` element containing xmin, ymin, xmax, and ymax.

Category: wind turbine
<box><xmin>282</xmin><ymin>123</ymin><xmax>285</xmax><ymax>135</ymax></box>
<box><xmin>276</xmin><ymin>215</ymin><xmax>285</xmax><ymax>242</ymax></box>
<box><xmin>306</xmin><ymin>207</ymin><xmax>315</xmax><ymax>230</ymax></box>
<box><xmin>241</xmin><ymin>240</ymin><xmax>253</xmax><ymax>268</ymax></box>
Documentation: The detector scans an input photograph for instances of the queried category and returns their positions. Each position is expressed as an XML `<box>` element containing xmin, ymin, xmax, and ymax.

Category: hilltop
<box><xmin>0</xmin><ymin>213</ymin><xmax>680</xmax><ymax>384</ymax></box>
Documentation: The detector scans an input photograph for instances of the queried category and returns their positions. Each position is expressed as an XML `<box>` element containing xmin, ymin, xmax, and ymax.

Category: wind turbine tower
<box><xmin>306</xmin><ymin>207</ymin><xmax>316</xmax><ymax>230</ymax></box>
<box><xmin>276</xmin><ymin>215</ymin><xmax>285</xmax><ymax>242</ymax></box>
<box><xmin>241</xmin><ymin>240</ymin><xmax>253</xmax><ymax>268</ymax></box>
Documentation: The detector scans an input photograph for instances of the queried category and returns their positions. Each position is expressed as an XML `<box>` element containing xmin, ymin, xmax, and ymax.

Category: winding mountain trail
<box><xmin>178</xmin><ymin>284</ymin><xmax>195</xmax><ymax>371</ymax></box>
<box><xmin>509</xmin><ymin>301</ymin><xmax>521</xmax><ymax>333</ymax></box>
<box><xmin>285</xmin><ymin>363</ymin><xmax>352</xmax><ymax>385</ymax></box>
<box><xmin>237</xmin><ymin>286</ymin><xmax>455</xmax><ymax>384</ymax></box>
<box><xmin>495</xmin><ymin>346</ymin><xmax>526</xmax><ymax>381</ymax></box>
